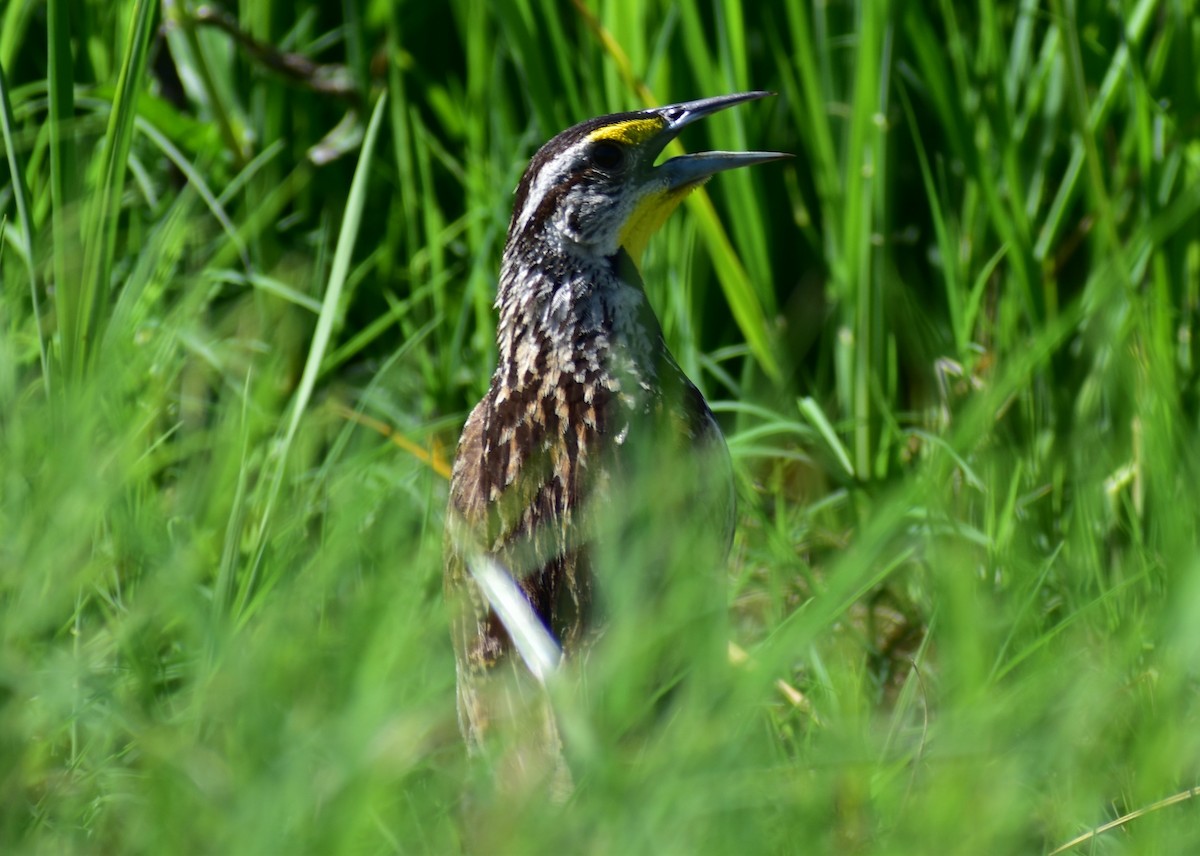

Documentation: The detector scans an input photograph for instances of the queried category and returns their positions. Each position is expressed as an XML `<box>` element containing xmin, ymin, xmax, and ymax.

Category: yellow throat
<box><xmin>618</xmin><ymin>185</ymin><xmax>702</xmax><ymax>265</ymax></box>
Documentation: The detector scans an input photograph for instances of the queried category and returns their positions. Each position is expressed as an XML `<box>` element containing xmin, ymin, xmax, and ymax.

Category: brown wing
<box><xmin>444</xmin><ymin>391</ymin><xmax>593</xmax><ymax>798</ymax></box>
<box><xmin>443</xmin><ymin>376</ymin><xmax>604</xmax><ymax>749</ymax></box>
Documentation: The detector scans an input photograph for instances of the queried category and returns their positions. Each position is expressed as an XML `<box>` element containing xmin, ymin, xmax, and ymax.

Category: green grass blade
<box><xmin>797</xmin><ymin>395</ymin><xmax>855</xmax><ymax>480</ymax></box>
<box><xmin>0</xmin><ymin>57</ymin><xmax>48</xmax><ymax>386</ymax></box>
<box><xmin>46</xmin><ymin>0</ymin><xmax>78</xmax><ymax>387</ymax></box>
<box><xmin>73</xmin><ymin>0</ymin><xmax>157</xmax><ymax>378</ymax></box>
<box><xmin>233</xmin><ymin>91</ymin><xmax>389</xmax><ymax>622</ymax></box>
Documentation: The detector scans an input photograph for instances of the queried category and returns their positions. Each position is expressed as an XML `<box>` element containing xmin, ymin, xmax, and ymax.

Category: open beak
<box><xmin>649</xmin><ymin>91</ymin><xmax>791</xmax><ymax>189</ymax></box>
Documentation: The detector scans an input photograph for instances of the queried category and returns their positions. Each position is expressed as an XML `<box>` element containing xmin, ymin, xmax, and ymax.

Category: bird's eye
<box><xmin>588</xmin><ymin>141</ymin><xmax>625</xmax><ymax>171</ymax></box>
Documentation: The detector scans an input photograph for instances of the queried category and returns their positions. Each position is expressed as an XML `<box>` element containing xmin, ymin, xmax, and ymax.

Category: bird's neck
<box><xmin>493</xmin><ymin>241</ymin><xmax>661</xmax><ymax>390</ymax></box>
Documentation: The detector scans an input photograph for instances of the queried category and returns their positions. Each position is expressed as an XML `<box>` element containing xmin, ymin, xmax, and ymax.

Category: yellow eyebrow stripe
<box><xmin>587</xmin><ymin>117</ymin><xmax>666</xmax><ymax>147</ymax></box>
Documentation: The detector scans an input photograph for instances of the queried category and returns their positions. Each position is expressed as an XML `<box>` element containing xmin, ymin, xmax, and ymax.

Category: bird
<box><xmin>443</xmin><ymin>92</ymin><xmax>788</xmax><ymax>794</ymax></box>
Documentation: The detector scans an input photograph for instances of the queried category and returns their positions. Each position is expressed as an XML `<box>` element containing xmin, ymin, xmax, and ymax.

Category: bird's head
<box><xmin>506</xmin><ymin>92</ymin><xmax>789</xmax><ymax>265</ymax></box>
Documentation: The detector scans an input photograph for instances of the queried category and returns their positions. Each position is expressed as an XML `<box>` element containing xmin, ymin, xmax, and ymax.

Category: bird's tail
<box><xmin>455</xmin><ymin>554</ymin><xmax>573</xmax><ymax>801</ymax></box>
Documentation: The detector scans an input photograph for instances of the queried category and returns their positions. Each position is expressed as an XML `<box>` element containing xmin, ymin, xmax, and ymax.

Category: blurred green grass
<box><xmin>2</xmin><ymin>0</ymin><xmax>1200</xmax><ymax>852</ymax></box>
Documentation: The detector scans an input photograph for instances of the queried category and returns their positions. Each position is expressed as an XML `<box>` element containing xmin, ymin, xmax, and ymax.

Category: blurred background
<box><xmin>2</xmin><ymin>0</ymin><xmax>1200</xmax><ymax>851</ymax></box>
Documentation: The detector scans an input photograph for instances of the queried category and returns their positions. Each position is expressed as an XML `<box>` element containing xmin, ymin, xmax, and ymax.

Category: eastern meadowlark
<box><xmin>444</xmin><ymin>92</ymin><xmax>788</xmax><ymax>789</ymax></box>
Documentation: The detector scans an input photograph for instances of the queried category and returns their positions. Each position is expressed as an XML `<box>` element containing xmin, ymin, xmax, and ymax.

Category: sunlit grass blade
<box><xmin>797</xmin><ymin>396</ymin><xmax>855</xmax><ymax>481</ymax></box>
<box><xmin>233</xmin><ymin>91</ymin><xmax>389</xmax><ymax>623</ymax></box>
<box><xmin>686</xmin><ymin>195</ymin><xmax>783</xmax><ymax>381</ymax></box>
<box><xmin>0</xmin><ymin>56</ymin><xmax>47</xmax><ymax>386</ymax></box>
<box><xmin>1033</xmin><ymin>0</ymin><xmax>1157</xmax><ymax>263</ymax></box>
<box><xmin>73</xmin><ymin>0</ymin><xmax>157</xmax><ymax>378</ymax></box>
<box><xmin>133</xmin><ymin>115</ymin><xmax>250</xmax><ymax>270</ymax></box>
